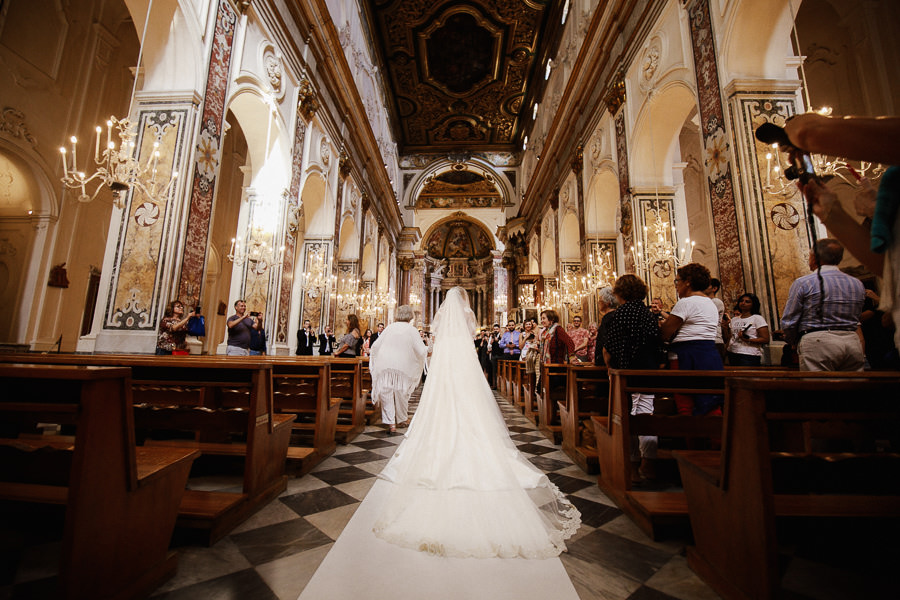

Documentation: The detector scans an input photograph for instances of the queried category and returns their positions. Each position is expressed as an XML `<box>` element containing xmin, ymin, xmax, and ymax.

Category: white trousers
<box><xmin>630</xmin><ymin>393</ymin><xmax>658</xmax><ymax>460</ymax></box>
<box><xmin>378</xmin><ymin>386</ymin><xmax>412</xmax><ymax>425</ymax></box>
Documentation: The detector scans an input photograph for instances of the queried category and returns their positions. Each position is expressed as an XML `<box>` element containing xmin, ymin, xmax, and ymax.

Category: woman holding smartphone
<box><xmin>724</xmin><ymin>293</ymin><xmax>770</xmax><ymax>366</ymax></box>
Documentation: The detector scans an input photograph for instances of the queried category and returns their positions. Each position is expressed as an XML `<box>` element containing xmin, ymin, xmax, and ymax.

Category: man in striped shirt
<box><xmin>781</xmin><ymin>238</ymin><xmax>865</xmax><ymax>371</ymax></box>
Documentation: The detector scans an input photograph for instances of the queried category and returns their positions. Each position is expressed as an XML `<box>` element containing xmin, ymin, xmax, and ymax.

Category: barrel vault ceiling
<box><xmin>362</xmin><ymin>0</ymin><xmax>566</xmax><ymax>156</ymax></box>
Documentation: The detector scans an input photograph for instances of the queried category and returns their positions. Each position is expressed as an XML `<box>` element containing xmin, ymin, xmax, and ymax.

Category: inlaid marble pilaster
<box><xmin>572</xmin><ymin>146</ymin><xmax>587</xmax><ymax>270</ymax></box>
<box><xmin>275</xmin><ymin>117</ymin><xmax>308</xmax><ymax>344</ymax></box>
<box><xmin>177</xmin><ymin>0</ymin><xmax>238</xmax><ymax>305</ymax></box>
<box><xmin>728</xmin><ymin>90</ymin><xmax>809</xmax><ymax>327</ymax></box>
<box><xmin>102</xmin><ymin>105</ymin><xmax>191</xmax><ymax>336</ymax></box>
<box><xmin>612</xmin><ymin>110</ymin><xmax>634</xmax><ymax>274</ymax></box>
<box><xmin>684</xmin><ymin>0</ymin><xmax>745</xmax><ymax>296</ymax></box>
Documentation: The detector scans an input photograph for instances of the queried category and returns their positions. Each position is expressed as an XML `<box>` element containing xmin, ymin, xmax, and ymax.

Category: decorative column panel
<box><xmin>397</xmin><ymin>256</ymin><xmax>415</xmax><ymax>306</ymax></box>
<box><xmin>274</xmin><ymin>103</ymin><xmax>313</xmax><ymax>346</ymax></box>
<box><xmin>632</xmin><ymin>191</ymin><xmax>679</xmax><ymax>309</ymax></box>
<box><xmin>491</xmin><ymin>251</ymin><xmax>505</xmax><ymax>322</ymax></box>
<box><xmin>94</xmin><ymin>101</ymin><xmax>195</xmax><ymax>353</ymax></box>
<box><xmin>410</xmin><ymin>253</ymin><xmax>426</xmax><ymax>323</ymax></box>
<box><xmin>329</xmin><ymin>153</ymin><xmax>351</xmax><ymax>328</ymax></box>
<box><xmin>176</xmin><ymin>0</ymin><xmax>238</xmax><ymax>305</ymax></box>
<box><xmin>572</xmin><ymin>145</ymin><xmax>588</xmax><ymax>269</ymax></box>
<box><xmin>606</xmin><ymin>76</ymin><xmax>635</xmax><ymax>273</ymax></box>
<box><xmin>684</xmin><ymin>0</ymin><xmax>746</xmax><ymax>296</ymax></box>
<box><xmin>729</xmin><ymin>89</ymin><xmax>808</xmax><ymax>329</ymax></box>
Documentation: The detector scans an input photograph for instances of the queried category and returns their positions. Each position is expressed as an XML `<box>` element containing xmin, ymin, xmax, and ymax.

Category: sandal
<box><xmin>389</xmin><ymin>425</ymin><xmax>396</xmax><ymax>434</ymax></box>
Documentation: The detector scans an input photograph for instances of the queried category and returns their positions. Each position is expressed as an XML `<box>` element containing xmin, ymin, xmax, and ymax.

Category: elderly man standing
<box><xmin>781</xmin><ymin>238</ymin><xmax>866</xmax><ymax>371</ymax></box>
<box><xmin>369</xmin><ymin>305</ymin><xmax>428</xmax><ymax>434</ymax></box>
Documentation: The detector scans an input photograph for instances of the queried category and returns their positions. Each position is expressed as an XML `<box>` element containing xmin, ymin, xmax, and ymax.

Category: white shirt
<box><xmin>671</xmin><ymin>295</ymin><xmax>720</xmax><ymax>343</ymax></box>
<box><xmin>727</xmin><ymin>314</ymin><xmax>768</xmax><ymax>356</ymax></box>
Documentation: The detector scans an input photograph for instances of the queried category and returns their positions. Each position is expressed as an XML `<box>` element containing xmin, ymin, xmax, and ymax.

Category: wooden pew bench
<box><xmin>269</xmin><ymin>357</ymin><xmax>339</xmax><ymax>474</ymax></box>
<box><xmin>674</xmin><ymin>374</ymin><xmax>900</xmax><ymax>600</ymax></box>
<box><xmin>0</xmin><ymin>364</ymin><xmax>199</xmax><ymax>600</ymax></box>
<box><xmin>329</xmin><ymin>357</ymin><xmax>364</xmax><ymax>443</ymax></box>
<box><xmin>496</xmin><ymin>359</ymin><xmax>512</xmax><ymax>399</ymax></box>
<box><xmin>360</xmin><ymin>358</ymin><xmax>377</xmax><ymax>425</ymax></box>
<box><xmin>511</xmin><ymin>360</ymin><xmax>526</xmax><ymax>413</ymax></box>
<box><xmin>0</xmin><ymin>354</ymin><xmax>295</xmax><ymax>545</ymax></box>
<box><xmin>536</xmin><ymin>363</ymin><xmax>569</xmax><ymax>443</ymax></box>
<box><xmin>594</xmin><ymin>368</ymin><xmax>770</xmax><ymax>539</ymax></box>
<box><xmin>559</xmin><ymin>365</ymin><xmax>609</xmax><ymax>473</ymax></box>
<box><xmin>522</xmin><ymin>366</ymin><xmax>539</xmax><ymax>424</ymax></box>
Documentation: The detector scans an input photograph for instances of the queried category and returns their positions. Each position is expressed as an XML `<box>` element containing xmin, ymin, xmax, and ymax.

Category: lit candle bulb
<box><xmin>95</xmin><ymin>126</ymin><xmax>101</xmax><ymax>162</ymax></box>
<box><xmin>59</xmin><ymin>147</ymin><xmax>68</xmax><ymax>175</ymax></box>
<box><xmin>70</xmin><ymin>136</ymin><xmax>78</xmax><ymax>174</ymax></box>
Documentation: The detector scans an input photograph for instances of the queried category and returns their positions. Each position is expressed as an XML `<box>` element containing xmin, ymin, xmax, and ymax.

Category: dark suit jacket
<box><xmin>296</xmin><ymin>328</ymin><xmax>315</xmax><ymax>355</ymax></box>
<box><xmin>318</xmin><ymin>333</ymin><xmax>336</xmax><ymax>355</ymax></box>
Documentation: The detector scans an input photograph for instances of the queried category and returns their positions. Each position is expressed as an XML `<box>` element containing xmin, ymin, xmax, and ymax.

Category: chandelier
<box><xmin>299</xmin><ymin>248</ymin><xmax>334</xmax><ymax>298</ymax></box>
<box><xmin>494</xmin><ymin>291</ymin><xmax>508</xmax><ymax>312</ymax></box>
<box><xmin>517</xmin><ymin>284</ymin><xmax>535</xmax><ymax>307</ymax></box>
<box><xmin>227</xmin><ymin>227</ymin><xmax>284</xmax><ymax>275</ymax></box>
<box><xmin>586</xmin><ymin>246</ymin><xmax>617</xmax><ymax>290</ymax></box>
<box><xmin>631</xmin><ymin>201</ymin><xmax>694</xmax><ymax>276</ymax></box>
<box><xmin>763</xmin><ymin>107</ymin><xmax>886</xmax><ymax>198</ymax></box>
<box><xmin>59</xmin><ymin>0</ymin><xmax>175</xmax><ymax>210</ymax></box>
<box><xmin>409</xmin><ymin>291</ymin><xmax>421</xmax><ymax>307</ymax></box>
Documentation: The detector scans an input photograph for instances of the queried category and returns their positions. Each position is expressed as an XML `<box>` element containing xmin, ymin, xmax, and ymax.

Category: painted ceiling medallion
<box><xmin>365</xmin><ymin>0</ymin><xmax>559</xmax><ymax>153</ymax></box>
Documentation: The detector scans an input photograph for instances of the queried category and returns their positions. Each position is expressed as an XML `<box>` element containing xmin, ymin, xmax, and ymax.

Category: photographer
<box><xmin>156</xmin><ymin>300</ymin><xmax>194</xmax><ymax>355</ymax></box>
<box><xmin>226</xmin><ymin>300</ymin><xmax>259</xmax><ymax>357</ymax></box>
<box><xmin>249</xmin><ymin>313</ymin><xmax>267</xmax><ymax>356</ymax></box>
<box><xmin>771</xmin><ymin>113</ymin><xmax>900</xmax><ymax>351</ymax></box>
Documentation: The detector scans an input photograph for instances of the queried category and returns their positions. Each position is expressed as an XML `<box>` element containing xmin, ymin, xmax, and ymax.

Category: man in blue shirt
<box><xmin>781</xmin><ymin>238</ymin><xmax>865</xmax><ymax>371</ymax></box>
<box><xmin>499</xmin><ymin>319</ymin><xmax>521</xmax><ymax>359</ymax></box>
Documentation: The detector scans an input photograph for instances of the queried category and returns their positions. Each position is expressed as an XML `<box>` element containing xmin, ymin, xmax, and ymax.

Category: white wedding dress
<box><xmin>373</xmin><ymin>287</ymin><xmax>581</xmax><ymax>559</ymax></box>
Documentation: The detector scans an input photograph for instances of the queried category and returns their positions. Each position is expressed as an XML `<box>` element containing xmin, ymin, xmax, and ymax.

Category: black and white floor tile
<box><xmin>2</xmin><ymin>388</ymin><xmax>895</xmax><ymax>599</ymax></box>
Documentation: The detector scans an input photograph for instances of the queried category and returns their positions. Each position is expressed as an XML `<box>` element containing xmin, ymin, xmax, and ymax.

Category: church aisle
<box><xmin>148</xmin><ymin>388</ymin><xmax>718</xmax><ymax>600</ymax></box>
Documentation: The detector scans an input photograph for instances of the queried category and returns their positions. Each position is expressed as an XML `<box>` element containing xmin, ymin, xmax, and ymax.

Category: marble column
<box><xmin>726</xmin><ymin>83</ymin><xmax>810</xmax><ymax>329</ymax></box>
<box><xmin>684</xmin><ymin>0</ymin><xmax>746</xmax><ymax>296</ymax></box>
<box><xmin>606</xmin><ymin>75</ymin><xmax>635</xmax><ymax>274</ymax></box>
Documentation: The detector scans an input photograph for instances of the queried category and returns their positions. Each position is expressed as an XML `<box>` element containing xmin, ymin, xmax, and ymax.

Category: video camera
<box><xmin>754</xmin><ymin>122</ymin><xmax>817</xmax><ymax>183</ymax></box>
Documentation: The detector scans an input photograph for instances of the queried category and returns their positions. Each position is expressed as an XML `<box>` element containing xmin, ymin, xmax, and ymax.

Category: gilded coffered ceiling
<box><xmin>363</xmin><ymin>0</ymin><xmax>564</xmax><ymax>155</ymax></box>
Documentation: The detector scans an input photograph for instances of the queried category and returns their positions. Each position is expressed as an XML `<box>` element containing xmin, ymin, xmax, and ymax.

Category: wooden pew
<box><xmin>594</xmin><ymin>368</ymin><xmax>751</xmax><ymax>539</ymax></box>
<box><xmin>559</xmin><ymin>364</ymin><xmax>609</xmax><ymax>473</ymax></box>
<box><xmin>268</xmin><ymin>357</ymin><xmax>339</xmax><ymax>475</ymax></box>
<box><xmin>522</xmin><ymin>367</ymin><xmax>539</xmax><ymax>424</ymax></box>
<box><xmin>0</xmin><ymin>364</ymin><xmax>199</xmax><ymax>600</ymax></box>
<box><xmin>536</xmin><ymin>362</ymin><xmax>568</xmax><ymax>443</ymax></box>
<box><xmin>329</xmin><ymin>357</ymin><xmax>364</xmax><ymax>443</ymax></box>
<box><xmin>674</xmin><ymin>374</ymin><xmax>900</xmax><ymax>600</ymax></box>
<box><xmin>511</xmin><ymin>361</ymin><xmax>526</xmax><ymax>413</ymax></box>
<box><xmin>360</xmin><ymin>358</ymin><xmax>377</xmax><ymax>424</ymax></box>
<box><xmin>0</xmin><ymin>354</ymin><xmax>295</xmax><ymax>545</ymax></box>
<box><xmin>496</xmin><ymin>359</ymin><xmax>511</xmax><ymax>398</ymax></box>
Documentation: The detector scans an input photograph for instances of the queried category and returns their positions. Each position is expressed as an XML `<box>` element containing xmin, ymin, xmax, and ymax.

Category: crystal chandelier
<box><xmin>298</xmin><ymin>248</ymin><xmax>334</xmax><ymax>298</ymax></box>
<box><xmin>58</xmin><ymin>0</ymin><xmax>175</xmax><ymax>210</ymax></box>
<box><xmin>494</xmin><ymin>291</ymin><xmax>508</xmax><ymax>312</ymax></box>
<box><xmin>763</xmin><ymin>107</ymin><xmax>886</xmax><ymax>197</ymax></box>
<box><xmin>586</xmin><ymin>246</ymin><xmax>617</xmax><ymax>290</ymax></box>
<box><xmin>630</xmin><ymin>201</ymin><xmax>694</xmax><ymax>276</ymax></box>
<box><xmin>517</xmin><ymin>284</ymin><xmax>535</xmax><ymax>307</ymax></box>
<box><xmin>227</xmin><ymin>227</ymin><xmax>285</xmax><ymax>275</ymax></box>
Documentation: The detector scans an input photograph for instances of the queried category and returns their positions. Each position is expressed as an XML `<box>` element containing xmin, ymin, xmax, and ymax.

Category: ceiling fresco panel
<box><xmin>365</xmin><ymin>0</ymin><xmax>560</xmax><ymax>154</ymax></box>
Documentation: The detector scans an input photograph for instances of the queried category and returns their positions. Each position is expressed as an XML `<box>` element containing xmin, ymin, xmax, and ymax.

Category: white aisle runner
<box><xmin>298</xmin><ymin>478</ymin><xmax>580</xmax><ymax>600</ymax></box>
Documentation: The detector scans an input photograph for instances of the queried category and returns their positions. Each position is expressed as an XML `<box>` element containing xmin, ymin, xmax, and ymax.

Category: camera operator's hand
<box><xmin>798</xmin><ymin>178</ymin><xmax>841</xmax><ymax>223</ymax></box>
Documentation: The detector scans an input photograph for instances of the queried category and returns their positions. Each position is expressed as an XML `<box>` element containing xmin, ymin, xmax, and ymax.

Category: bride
<box><xmin>373</xmin><ymin>286</ymin><xmax>581</xmax><ymax>559</ymax></box>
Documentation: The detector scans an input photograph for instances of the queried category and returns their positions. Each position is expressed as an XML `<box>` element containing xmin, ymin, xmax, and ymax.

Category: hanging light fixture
<box><xmin>227</xmin><ymin>226</ymin><xmax>285</xmax><ymax>274</ymax></box>
<box><xmin>586</xmin><ymin>245</ymin><xmax>617</xmax><ymax>290</ymax></box>
<box><xmin>59</xmin><ymin>0</ymin><xmax>177</xmax><ymax>209</ymax></box>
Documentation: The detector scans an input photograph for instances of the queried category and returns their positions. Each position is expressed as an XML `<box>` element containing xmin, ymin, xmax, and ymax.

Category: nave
<box><xmin>1</xmin><ymin>387</ymin><xmax>894</xmax><ymax>599</ymax></box>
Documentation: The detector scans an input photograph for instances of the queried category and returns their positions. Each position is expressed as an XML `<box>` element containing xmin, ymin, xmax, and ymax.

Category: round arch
<box><xmin>630</xmin><ymin>82</ymin><xmax>697</xmax><ymax>186</ymax></box>
<box><xmin>405</xmin><ymin>156</ymin><xmax>514</xmax><ymax>208</ymax></box>
<box><xmin>585</xmin><ymin>166</ymin><xmax>620</xmax><ymax>236</ymax></box>
<box><xmin>337</xmin><ymin>217</ymin><xmax>359</xmax><ymax>260</ymax></box>
<box><xmin>126</xmin><ymin>0</ymin><xmax>205</xmax><ymax>93</ymax></box>
<box><xmin>720</xmin><ymin>0</ymin><xmax>795</xmax><ymax>81</ymax></box>
<box><xmin>361</xmin><ymin>243</ymin><xmax>376</xmax><ymax>281</ymax></box>
<box><xmin>559</xmin><ymin>213</ymin><xmax>580</xmax><ymax>260</ymax></box>
<box><xmin>299</xmin><ymin>172</ymin><xmax>327</xmax><ymax>237</ymax></box>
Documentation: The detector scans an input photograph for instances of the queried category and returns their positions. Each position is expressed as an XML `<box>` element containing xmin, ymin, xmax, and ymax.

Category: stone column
<box><xmin>726</xmin><ymin>83</ymin><xmax>809</xmax><ymax>329</ymax></box>
<box><xmin>176</xmin><ymin>0</ymin><xmax>239</xmax><ymax>305</ymax></box>
<box><xmin>606</xmin><ymin>74</ymin><xmax>635</xmax><ymax>274</ymax></box>
<box><xmin>684</xmin><ymin>0</ymin><xmax>746</xmax><ymax>296</ymax></box>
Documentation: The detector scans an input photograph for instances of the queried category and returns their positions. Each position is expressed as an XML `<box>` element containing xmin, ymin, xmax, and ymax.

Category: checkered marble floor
<box><xmin>3</xmin><ymin>388</ymin><xmax>896</xmax><ymax>599</ymax></box>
